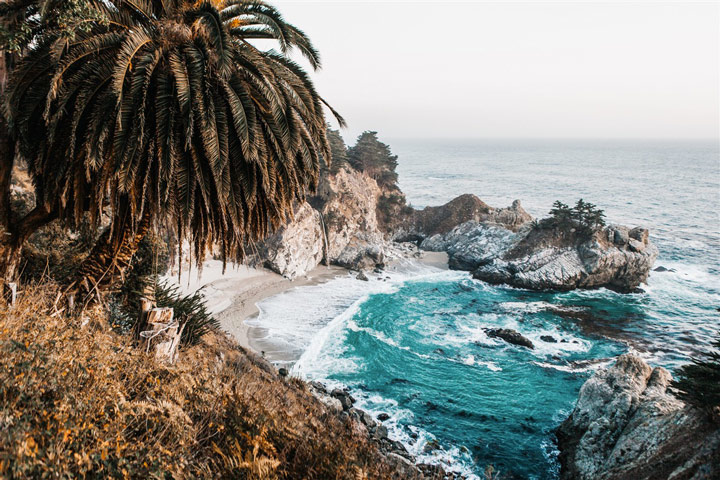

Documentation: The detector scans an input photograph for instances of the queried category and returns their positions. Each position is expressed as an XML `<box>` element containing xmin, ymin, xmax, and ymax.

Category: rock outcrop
<box><xmin>484</xmin><ymin>328</ymin><xmax>534</xmax><ymax>349</ymax></box>
<box><xmin>418</xmin><ymin>213</ymin><xmax>657</xmax><ymax>292</ymax></box>
<box><xmin>259</xmin><ymin>202</ymin><xmax>325</xmax><ymax>279</ymax></box>
<box><xmin>421</xmin><ymin>221</ymin><xmax>521</xmax><ymax>271</ymax></box>
<box><xmin>314</xmin><ymin>168</ymin><xmax>386</xmax><ymax>270</ymax></box>
<box><xmin>258</xmin><ymin>166</ymin><xmax>656</xmax><ymax>292</ymax></box>
<box><xmin>308</xmin><ymin>380</ymin><xmax>465</xmax><ymax>479</ymax></box>
<box><xmin>473</xmin><ymin>225</ymin><xmax>658</xmax><ymax>292</ymax></box>
<box><xmin>259</xmin><ymin>168</ymin><xmax>388</xmax><ymax>278</ymax></box>
<box><xmin>557</xmin><ymin>354</ymin><xmax>720</xmax><ymax>480</ymax></box>
<box><xmin>395</xmin><ymin>194</ymin><xmax>532</xmax><ymax>242</ymax></box>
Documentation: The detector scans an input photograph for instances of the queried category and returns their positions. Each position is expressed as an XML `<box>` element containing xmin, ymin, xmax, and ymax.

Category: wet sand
<box><xmin>213</xmin><ymin>265</ymin><xmax>346</xmax><ymax>353</ymax></box>
<box><xmin>187</xmin><ymin>251</ymin><xmax>449</xmax><ymax>359</ymax></box>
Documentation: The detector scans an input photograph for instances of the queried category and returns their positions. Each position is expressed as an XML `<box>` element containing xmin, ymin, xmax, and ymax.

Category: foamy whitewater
<box><xmin>249</xmin><ymin>140</ymin><xmax>720</xmax><ymax>479</ymax></box>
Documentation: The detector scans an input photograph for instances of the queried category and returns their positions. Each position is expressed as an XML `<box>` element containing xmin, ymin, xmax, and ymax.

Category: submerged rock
<box><xmin>485</xmin><ymin>328</ymin><xmax>535</xmax><ymax>349</ymax></box>
<box><xmin>557</xmin><ymin>354</ymin><xmax>720</xmax><ymax>480</ymax></box>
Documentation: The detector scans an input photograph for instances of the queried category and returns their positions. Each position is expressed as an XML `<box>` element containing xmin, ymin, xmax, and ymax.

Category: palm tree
<box><xmin>4</xmin><ymin>0</ymin><xmax>343</xmax><ymax>299</ymax></box>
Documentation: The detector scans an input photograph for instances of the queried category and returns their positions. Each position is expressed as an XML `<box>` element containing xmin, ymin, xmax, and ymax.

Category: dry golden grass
<box><xmin>0</xmin><ymin>283</ymin><xmax>412</xmax><ymax>479</ymax></box>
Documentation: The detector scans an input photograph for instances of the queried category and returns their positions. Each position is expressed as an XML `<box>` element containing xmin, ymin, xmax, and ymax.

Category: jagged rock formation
<box><xmin>557</xmin><ymin>354</ymin><xmax>720</xmax><ymax>480</ymax></box>
<box><xmin>259</xmin><ymin>168</ymin><xmax>388</xmax><ymax>279</ymax></box>
<box><xmin>308</xmin><ymin>381</ymin><xmax>464</xmax><ymax>479</ymax></box>
<box><xmin>315</xmin><ymin>168</ymin><xmax>386</xmax><ymax>271</ymax></box>
<box><xmin>421</xmin><ymin>222</ymin><xmax>521</xmax><ymax>271</ymax></box>
<box><xmin>415</xmin><ymin>199</ymin><xmax>656</xmax><ymax>292</ymax></box>
<box><xmin>258</xmin><ymin>168</ymin><xmax>655</xmax><ymax>292</ymax></box>
<box><xmin>473</xmin><ymin>225</ymin><xmax>658</xmax><ymax>292</ymax></box>
<box><xmin>395</xmin><ymin>194</ymin><xmax>532</xmax><ymax>241</ymax></box>
<box><xmin>259</xmin><ymin>203</ymin><xmax>325</xmax><ymax>279</ymax></box>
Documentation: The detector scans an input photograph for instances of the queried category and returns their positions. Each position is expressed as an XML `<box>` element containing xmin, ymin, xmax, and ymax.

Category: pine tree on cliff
<box><xmin>323</xmin><ymin>128</ymin><xmax>349</xmax><ymax>175</ymax></box>
<box><xmin>2</xmin><ymin>0</ymin><xmax>343</xmax><ymax>301</ymax></box>
<box><xmin>347</xmin><ymin>131</ymin><xmax>410</xmax><ymax>230</ymax></box>
<box><xmin>348</xmin><ymin>131</ymin><xmax>399</xmax><ymax>189</ymax></box>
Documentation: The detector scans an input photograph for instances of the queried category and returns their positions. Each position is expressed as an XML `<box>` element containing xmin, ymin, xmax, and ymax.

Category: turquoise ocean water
<box><xmin>248</xmin><ymin>140</ymin><xmax>720</xmax><ymax>479</ymax></box>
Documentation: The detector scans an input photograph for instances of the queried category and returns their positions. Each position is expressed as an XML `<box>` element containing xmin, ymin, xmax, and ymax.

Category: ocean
<box><xmin>247</xmin><ymin>139</ymin><xmax>720</xmax><ymax>479</ymax></box>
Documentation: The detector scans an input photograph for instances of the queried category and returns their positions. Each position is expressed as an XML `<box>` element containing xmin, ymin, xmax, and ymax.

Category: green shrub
<box><xmin>151</xmin><ymin>280</ymin><xmax>219</xmax><ymax>347</ymax></box>
<box><xmin>114</xmin><ymin>276</ymin><xmax>219</xmax><ymax>347</ymax></box>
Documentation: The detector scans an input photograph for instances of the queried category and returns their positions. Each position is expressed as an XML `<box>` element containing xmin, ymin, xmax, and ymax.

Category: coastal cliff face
<box><xmin>259</xmin><ymin>179</ymin><xmax>657</xmax><ymax>292</ymax></box>
<box><xmin>258</xmin><ymin>168</ymin><xmax>387</xmax><ymax>279</ymax></box>
<box><xmin>557</xmin><ymin>355</ymin><xmax>720</xmax><ymax>480</ymax></box>
<box><xmin>313</xmin><ymin>167</ymin><xmax>386</xmax><ymax>270</ymax></box>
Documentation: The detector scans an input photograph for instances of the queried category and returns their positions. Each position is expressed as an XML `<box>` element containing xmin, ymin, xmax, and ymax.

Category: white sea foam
<box><xmin>533</xmin><ymin>359</ymin><xmax>612</xmax><ymax>373</ymax></box>
<box><xmin>347</xmin><ymin>386</ymin><xmax>480</xmax><ymax>480</ymax></box>
<box><xmin>254</xmin><ymin>260</ymin><xmax>482</xmax><ymax>477</ymax></box>
<box><xmin>280</xmin><ymin>262</ymin><xmax>462</xmax><ymax>378</ymax></box>
<box><xmin>477</xmin><ymin>360</ymin><xmax>503</xmax><ymax>372</ymax></box>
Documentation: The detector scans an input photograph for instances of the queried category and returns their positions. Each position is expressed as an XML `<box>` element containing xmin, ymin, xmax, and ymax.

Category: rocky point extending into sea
<box><xmin>557</xmin><ymin>354</ymin><xmax>720</xmax><ymax>480</ymax></box>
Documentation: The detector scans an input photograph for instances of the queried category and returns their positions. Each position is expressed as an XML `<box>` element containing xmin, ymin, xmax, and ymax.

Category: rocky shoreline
<box><xmin>257</xmin><ymin>166</ymin><xmax>657</xmax><ymax>294</ymax></box>
<box><xmin>557</xmin><ymin>355</ymin><xmax>720</xmax><ymax>480</ymax></box>
<box><xmin>249</xmin><ymin>166</ymin><xmax>674</xmax><ymax>478</ymax></box>
<box><xmin>307</xmin><ymin>380</ymin><xmax>466</xmax><ymax>480</ymax></box>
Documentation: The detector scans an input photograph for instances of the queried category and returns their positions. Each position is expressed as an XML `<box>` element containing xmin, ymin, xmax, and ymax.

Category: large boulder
<box><xmin>260</xmin><ymin>202</ymin><xmax>324</xmax><ymax>279</ymax></box>
<box><xmin>258</xmin><ymin>168</ymin><xmax>389</xmax><ymax>277</ymax></box>
<box><xmin>557</xmin><ymin>354</ymin><xmax>720</xmax><ymax>480</ymax></box>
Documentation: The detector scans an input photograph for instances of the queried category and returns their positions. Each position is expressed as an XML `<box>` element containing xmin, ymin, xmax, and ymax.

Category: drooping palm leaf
<box><xmin>6</xmin><ymin>0</ymin><xmax>344</xmax><ymax>277</ymax></box>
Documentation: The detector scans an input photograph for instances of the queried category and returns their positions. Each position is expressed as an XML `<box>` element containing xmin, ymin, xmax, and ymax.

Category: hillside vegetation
<box><xmin>0</xmin><ymin>283</ymin><xmax>410</xmax><ymax>479</ymax></box>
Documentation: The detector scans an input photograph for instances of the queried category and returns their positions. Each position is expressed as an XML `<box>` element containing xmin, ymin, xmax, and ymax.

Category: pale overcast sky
<box><xmin>271</xmin><ymin>1</ymin><xmax>719</xmax><ymax>142</ymax></box>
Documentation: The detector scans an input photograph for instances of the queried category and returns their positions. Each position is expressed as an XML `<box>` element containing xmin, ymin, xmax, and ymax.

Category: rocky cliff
<box><xmin>413</xmin><ymin>197</ymin><xmax>656</xmax><ymax>292</ymax></box>
<box><xmin>257</xmin><ymin>169</ymin><xmax>656</xmax><ymax>292</ymax></box>
<box><xmin>557</xmin><ymin>354</ymin><xmax>720</xmax><ymax>480</ymax></box>
<box><xmin>258</xmin><ymin>168</ymin><xmax>388</xmax><ymax>279</ymax></box>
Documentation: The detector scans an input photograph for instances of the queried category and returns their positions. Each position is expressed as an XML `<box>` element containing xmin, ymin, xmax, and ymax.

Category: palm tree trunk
<box><xmin>0</xmin><ymin>202</ymin><xmax>57</xmax><ymax>284</ymax></box>
<box><xmin>74</xmin><ymin>212</ymin><xmax>152</xmax><ymax>304</ymax></box>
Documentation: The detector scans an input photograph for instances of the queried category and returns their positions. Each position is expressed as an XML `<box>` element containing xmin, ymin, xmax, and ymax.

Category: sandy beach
<box><xmin>166</xmin><ymin>251</ymin><xmax>449</xmax><ymax>358</ymax></box>
<box><xmin>213</xmin><ymin>265</ymin><xmax>347</xmax><ymax>353</ymax></box>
